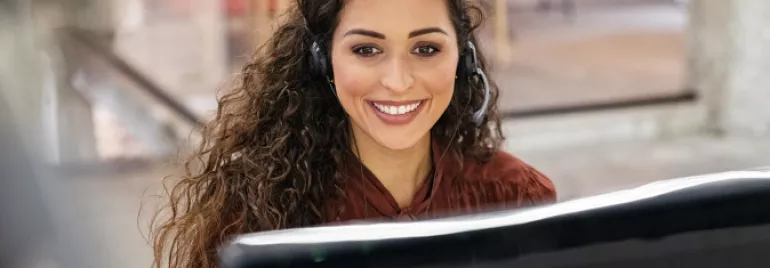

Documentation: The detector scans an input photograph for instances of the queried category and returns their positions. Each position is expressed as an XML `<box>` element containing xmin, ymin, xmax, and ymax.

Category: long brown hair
<box><xmin>150</xmin><ymin>0</ymin><xmax>503</xmax><ymax>267</ymax></box>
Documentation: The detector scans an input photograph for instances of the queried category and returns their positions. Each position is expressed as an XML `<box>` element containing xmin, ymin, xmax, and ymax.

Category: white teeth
<box><xmin>373</xmin><ymin>101</ymin><xmax>422</xmax><ymax>115</ymax></box>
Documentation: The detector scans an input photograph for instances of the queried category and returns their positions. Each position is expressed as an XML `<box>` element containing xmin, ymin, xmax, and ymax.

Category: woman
<box><xmin>151</xmin><ymin>0</ymin><xmax>556</xmax><ymax>267</ymax></box>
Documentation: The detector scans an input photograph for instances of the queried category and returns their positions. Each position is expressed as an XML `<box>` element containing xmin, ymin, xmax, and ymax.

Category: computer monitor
<box><xmin>220</xmin><ymin>171</ymin><xmax>770</xmax><ymax>268</ymax></box>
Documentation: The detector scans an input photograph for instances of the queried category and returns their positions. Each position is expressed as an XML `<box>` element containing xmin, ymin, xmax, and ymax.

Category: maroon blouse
<box><xmin>325</xmin><ymin>142</ymin><xmax>557</xmax><ymax>223</ymax></box>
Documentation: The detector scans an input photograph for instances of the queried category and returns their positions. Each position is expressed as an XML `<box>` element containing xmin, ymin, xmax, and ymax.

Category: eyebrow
<box><xmin>343</xmin><ymin>27</ymin><xmax>449</xmax><ymax>39</ymax></box>
<box><xmin>409</xmin><ymin>27</ymin><xmax>448</xmax><ymax>38</ymax></box>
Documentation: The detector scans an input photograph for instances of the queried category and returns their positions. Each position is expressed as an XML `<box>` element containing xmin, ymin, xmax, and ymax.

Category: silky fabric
<box><xmin>326</xmin><ymin>141</ymin><xmax>557</xmax><ymax>223</ymax></box>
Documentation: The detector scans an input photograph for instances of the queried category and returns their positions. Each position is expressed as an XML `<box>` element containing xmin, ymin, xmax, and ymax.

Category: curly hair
<box><xmin>149</xmin><ymin>0</ymin><xmax>504</xmax><ymax>267</ymax></box>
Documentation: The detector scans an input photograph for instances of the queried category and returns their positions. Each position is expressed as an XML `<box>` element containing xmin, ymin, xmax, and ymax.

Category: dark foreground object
<box><xmin>221</xmin><ymin>171</ymin><xmax>770</xmax><ymax>268</ymax></box>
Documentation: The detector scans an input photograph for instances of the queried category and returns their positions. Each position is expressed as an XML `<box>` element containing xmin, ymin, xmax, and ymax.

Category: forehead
<box><xmin>336</xmin><ymin>0</ymin><xmax>455</xmax><ymax>37</ymax></box>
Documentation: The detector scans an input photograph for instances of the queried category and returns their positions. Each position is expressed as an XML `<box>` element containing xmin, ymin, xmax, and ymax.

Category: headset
<box><xmin>307</xmin><ymin>32</ymin><xmax>491</xmax><ymax>126</ymax></box>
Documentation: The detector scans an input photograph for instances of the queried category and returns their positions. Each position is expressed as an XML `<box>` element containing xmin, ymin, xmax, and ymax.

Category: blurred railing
<box><xmin>55</xmin><ymin>27</ymin><xmax>204</xmax><ymax>167</ymax></box>
<box><xmin>504</xmin><ymin>91</ymin><xmax>697</xmax><ymax>119</ymax></box>
<box><xmin>64</xmin><ymin>29</ymin><xmax>204</xmax><ymax>128</ymax></box>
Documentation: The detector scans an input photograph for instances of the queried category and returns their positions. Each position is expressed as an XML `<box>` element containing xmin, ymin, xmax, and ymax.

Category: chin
<box><xmin>372</xmin><ymin>132</ymin><xmax>427</xmax><ymax>151</ymax></box>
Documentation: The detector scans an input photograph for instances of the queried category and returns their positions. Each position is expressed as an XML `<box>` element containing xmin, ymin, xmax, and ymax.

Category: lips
<box><xmin>367</xmin><ymin>100</ymin><xmax>426</xmax><ymax>125</ymax></box>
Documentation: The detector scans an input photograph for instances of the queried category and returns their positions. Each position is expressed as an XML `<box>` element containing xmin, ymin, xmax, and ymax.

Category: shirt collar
<box><xmin>344</xmin><ymin>139</ymin><xmax>460</xmax><ymax>218</ymax></box>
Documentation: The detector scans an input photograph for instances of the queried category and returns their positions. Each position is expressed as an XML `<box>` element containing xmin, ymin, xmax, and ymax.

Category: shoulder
<box><xmin>459</xmin><ymin>150</ymin><xmax>557</xmax><ymax>205</ymax></box>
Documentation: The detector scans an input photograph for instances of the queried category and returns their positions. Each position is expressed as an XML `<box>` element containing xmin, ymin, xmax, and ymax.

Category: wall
<box><xmin>689</xmin><ymin>0</ymin><xmax>770</xmax><ymax>137</ymax></box>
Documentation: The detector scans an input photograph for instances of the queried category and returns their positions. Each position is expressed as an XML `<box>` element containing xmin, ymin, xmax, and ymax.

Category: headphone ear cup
<box><xmin>310</xmin><ymin>41</ymin><xmax>329</xmax><ymax>78</ymax></box>
<box><xmin>460</xmin><ymin>41</ymin><xmax>491</xmax><ymax>126</ymax></box>
<box><xmin>320</xmin><ymin>54</ymin><xmax>331</xmax><ymax>79</ymax></box>
<box><xmin>317</xmin><ymin>53</ymin><xmax>329</xmax><ymax>77</ymax></box>
<box><xmin>463</xmin><ymin>51</ymin><xmax>475</xmax><ymax>74</ymax></box>
<box><xmin>455</xmin><ymin>51</ymin><xmax>473</xmax><ymax>79</ymax></box>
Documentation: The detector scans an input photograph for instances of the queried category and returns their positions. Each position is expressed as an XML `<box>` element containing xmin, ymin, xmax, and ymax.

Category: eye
<box><xmin>413</xmin><ymin>45</ymin><xmax>440</xmax><ymax>57</ymax></box>
<box><xmin>352</xmin><ymin>46</ymin><xmax>382</xmax><ymax>57</ymax></box>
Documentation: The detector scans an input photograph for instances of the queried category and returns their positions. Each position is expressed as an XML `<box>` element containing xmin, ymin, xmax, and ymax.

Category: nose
<box><xmin>379</xmin><ymin>55</ymin><xmax>414</xmax><ymax>92</ymax></box>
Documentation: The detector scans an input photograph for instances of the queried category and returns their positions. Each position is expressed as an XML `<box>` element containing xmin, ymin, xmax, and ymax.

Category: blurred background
<box><xmin>2</xmin><ymin>0</ymin><xmax>770</xmax><ymax>267</ymax></box>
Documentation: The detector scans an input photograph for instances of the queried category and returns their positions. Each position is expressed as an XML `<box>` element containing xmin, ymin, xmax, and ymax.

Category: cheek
<box><xmin>332</xmin><ymin>62</ymin><xmax>377</xmax><ymax>99</ymax></box>
<box><xmin>423</xmin><ymin>64</ymin><xmax>457</xmax><ymax>101</ymax></box>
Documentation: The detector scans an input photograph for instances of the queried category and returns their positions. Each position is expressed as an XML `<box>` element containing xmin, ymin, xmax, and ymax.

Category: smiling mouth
<box><xmin>367</xmin><ymin>100</ymin><xmax>427</xmax><ymax>126</ymax></box>
<box><xmin>370</xmin><ymin>100</ymin><xmax>424</xmax><ymax>115</ymax></box>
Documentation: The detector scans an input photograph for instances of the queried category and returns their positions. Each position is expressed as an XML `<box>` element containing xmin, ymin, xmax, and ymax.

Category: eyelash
<box><xmin>351</xmin><ymin>45</ymin><xmax>441</xmax><ymax>57</ymax></box>
<box><xmin>414</xmin><ymin>45</ymin><xmax>440</xmax><ymax>56</ymax></box>
<box><xmin>352</xmin><ymin>46</ymin><xmax>382</xmax><ymax>57</ymax></box>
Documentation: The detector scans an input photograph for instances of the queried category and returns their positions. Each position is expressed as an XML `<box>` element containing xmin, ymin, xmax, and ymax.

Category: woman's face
<box><xmin>330</xmin><ymin>0</ymin><xmax>459</xmax><ymax>150</ymax></box>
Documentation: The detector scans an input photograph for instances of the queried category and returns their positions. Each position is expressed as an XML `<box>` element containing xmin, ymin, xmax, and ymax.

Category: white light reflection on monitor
<box><xmin>234</xmin><ymin>171</ymin><xmax>770</xmax><ymax>246</ymax></box>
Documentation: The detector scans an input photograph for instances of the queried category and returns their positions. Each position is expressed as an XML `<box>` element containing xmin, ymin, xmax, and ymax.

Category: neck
<box><xmin>350</xmin><ymin>126</ymin><xmax>433</xmax><ymax>207</ymax></box>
